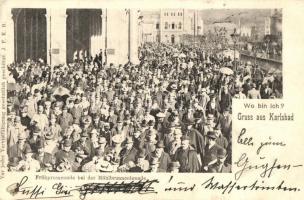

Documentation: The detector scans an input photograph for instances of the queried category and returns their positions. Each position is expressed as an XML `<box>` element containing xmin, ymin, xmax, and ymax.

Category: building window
<box><xmin>172</xmin><ymin>23</ymin><xmax>175</xmax><ymax>29</ymax></box>
<box><xmin>178</xmin><ymin>22</ymin><xmax>182</xmax><ymax>29</ymax></box>
<box><xmin>180</xmin><ymin>12</ymin><xmax>183</xmax><ymax>16</ymax></box>
<box><xmin>165</xmin><ymin>22</ymin><xmax>168</xmax><ymax>29</ymax></box>
<box><xmin>156</xmin><ymin>23</ymin><xmax>159</xmax><ymax>29</ymax></box>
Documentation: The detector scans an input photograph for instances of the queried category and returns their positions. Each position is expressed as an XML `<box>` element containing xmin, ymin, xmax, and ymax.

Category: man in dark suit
<box><xmin>72</xmin><ymin>131</ymin><xmax>95</xmax><ymax>159</ymax></box>
<box><xmin>173</xmin><ymin>135</ymin><xmax>201</xmax><ymax>172</ymax></box>
<box><xmin>207</xmin><ymin>148</ymin><xmax>231</xmax><ymax>173</ymax></box>
<box><xmin>203</xmin><ymin>131</ymin><xmax>224</xmax><ymax>168</ymax></box>
<box><xmin>54</xmin><ymin>139</ymin><xmax>75</xmax><ymax>165</ymax></box>
<box><xmin>217</xmin><ymin>107</ymin><xmax>232</xmax><ymax>141</ymax></box>
<box><xmin>152</xmin><ymin>140</ymin><xmax>171</xmax><ymax>172</ymax></box>
<box><xmin>183</xmin><ymin>118</ymin><xmax>205</xmax><ymax>160</ymax></box>
<box><xmin>28</xmin><ymin>126</ymin><xmax>45</xmax><ymax>153</ymax></box>
<box><xmin>119</xmin><ymin>137</ymin><xmax>138</xmax><ymax>166</ymax></box>
<box><xmin>33</xmin><ymin>140</ymin><xmax>53</xmax><ymax>170</ymax></box>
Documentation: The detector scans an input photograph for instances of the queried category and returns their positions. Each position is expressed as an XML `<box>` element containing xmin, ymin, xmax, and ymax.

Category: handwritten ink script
<box><xmin>77</xmin><ymin>180</ymin><xmax>158</xmax><ymax>200</ymax></box>
<box><xmin>6</xmin><ymin>176</ymin><xmax>159</xmax><ymax>200</ymax></box>
<box><xmin>235</xmin><ymin>128</ymin><xmax>302</xmax><ymax>181</ymax></box>
<box><xmin>201</xmin><ymin>176</ymin><xmax>300</xmax><ymax>194</ymax></box>
<box><xmin>234</xmin><ymin>153</ymin><xmax>302</xmax><ymax>181</ymax></box>
<box><xmin>163</xmin><ymin>175</ymin><xmax>301</xmax><ymax>195</ymax></box>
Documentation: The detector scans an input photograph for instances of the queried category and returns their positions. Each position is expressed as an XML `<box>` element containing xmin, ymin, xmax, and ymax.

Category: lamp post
<box><xmin>230</xmin><ymin>28</ymin><xmax>240</xmax><ymax>72</ymax></box>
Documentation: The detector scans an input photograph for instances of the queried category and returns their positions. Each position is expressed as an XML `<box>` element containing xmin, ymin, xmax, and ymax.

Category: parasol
<box><xmin>219</xmin><ymin>67</ymin><xmax>234</xmax><ymax>75</ymax></box>
<box><xmin>53</xmin><ymin>86</ymin><xmax>70</xmax><ymax>96</ymax></box>
<box><xmin>53</xmin><ymin>86</ymin><xmax>70</xmax><ymax>102</ymax></box>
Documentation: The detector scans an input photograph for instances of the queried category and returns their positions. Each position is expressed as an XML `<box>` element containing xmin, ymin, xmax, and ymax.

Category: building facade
<box><xmin>140</xmin><ymin>10</ymin><xmax>160</xmax><ymax>44</ymax></box>
<box><xmin>2</xmin><ymin>8</ymin><xmax>140</xmax><ymax>66</ymax></box>
<box><xmin>160</xmin><ymin>9</ymin><xmax>185</xmax><ymax>44</ymax></box>
<box><xmin>264</xmin><ymin>9</ymin><xmax>282</xmax><ymax>37</ymax></box>
<box><xmin>141</xmin><ymin>9</ymin><xmax>204</xmax><ymax>45</ymax></box>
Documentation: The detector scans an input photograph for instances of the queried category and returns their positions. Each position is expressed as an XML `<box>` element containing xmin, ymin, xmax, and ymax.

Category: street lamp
<box><xmin>230</xmin><ymin>28</ymin><xmax>240</xmax><ymax>71</ymax></box>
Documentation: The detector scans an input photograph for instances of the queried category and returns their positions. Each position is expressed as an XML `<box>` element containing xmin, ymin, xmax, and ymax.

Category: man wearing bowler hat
<box><xmin>72</xmin><ymin>131</ymin><xmax>94</xmax><ymax>159</ymax></box>
<box><xmin>207</xmin><ymin>148</ymin><xmax>231</xmax><ymax>173</ymax></box>
<box><xmin>183</xmin><ymin>117</ymin><xmax>205</xmax><ymax>162</ymax></box>
<box><xmin>217</xmin><ymin>107</ymin><xmax>232</xmax><ymax>140</ymax></box>
<box><xmin>33</xmin><ymin>140</ymin><xmax>53</xmax><ymax>170</ymax></box>
<box><xmin>58</xmin><ymin>106</ymin><xmax>74</xmax><ymax>134</ymax></box>
<box><xmin>94</xmin><ymin>137</ymin><xmax>109</xmax><ymax>157</ymax></box>
<box><xmin>129</xmin><ymin>149</ymin><xmax>150</xmax><ymax>172</ymax></box>
<box><xmin>28</xmin><ymin>126</ymin><xmax>45</xmax><ymax>153</ymax></box>
<box><xmin>173</xmin><ymin>135</ymin><xmax>200</xmax><ymax>172</ymax></box>
<box><xmin>55</xmin><ymin>138</ymin><xmax>76</xmax><ymax>166</ymax></box>
<box><xmin>152</xmin><ymin>140</ymin><xmax>171</xmax><ymax>172</ymax></box>
<box><xmin>119</xmin><ymin>137</ymin><xmax>138</xmax><ymax>166</ymax></box>
<box><xmin>203</xmin><ymin>131</ymin><xmax>224</xmax><ymax>168</ymax></box>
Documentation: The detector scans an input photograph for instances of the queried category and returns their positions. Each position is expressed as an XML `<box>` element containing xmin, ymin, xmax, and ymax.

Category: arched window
<box><xmin>178</xmin><ymin>22</ymin><xmax>182</xmax><ymax>29</ymax></box>
<box><xmin>165</xmin><ymin>22</ymin><xmax>168</xmax><ymax>29</ymax></box>
<box><xmin>172</xmin><ymin>23</ymin><xmax>175</xmax><ymax>29</ymax></box>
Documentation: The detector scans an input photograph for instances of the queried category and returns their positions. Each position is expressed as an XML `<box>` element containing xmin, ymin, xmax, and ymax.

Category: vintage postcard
<box><xmin>0</xmin><ymin>0</ymin><xmax>303</xmax><ymax>199</ymax></box>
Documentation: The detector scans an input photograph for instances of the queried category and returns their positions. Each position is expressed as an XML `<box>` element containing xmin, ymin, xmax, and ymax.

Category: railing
<box><xmin>241</xmin><ymin>50</ymin><xmax>282</xmax><ymax>63</ymax></box>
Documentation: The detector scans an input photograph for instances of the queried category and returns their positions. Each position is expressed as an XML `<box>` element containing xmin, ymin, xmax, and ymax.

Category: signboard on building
<box><xmin>107</xmin><ymin>49</ymin><xmax>115</xmax><ymax>55</ymax></box>
<box><xmin>52</xmin><ymin>48</ymin><xmax>60</xmax><ymax>54</ymax></box>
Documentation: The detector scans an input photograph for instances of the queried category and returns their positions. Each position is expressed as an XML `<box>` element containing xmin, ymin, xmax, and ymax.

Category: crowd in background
<box><xmin>6</xmin><ymin>42</ymin><xmax>282</xmax><ymax>173</ymax></box>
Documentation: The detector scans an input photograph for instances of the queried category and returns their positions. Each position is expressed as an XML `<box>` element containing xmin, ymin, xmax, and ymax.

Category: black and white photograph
<box><xmin>6</xmin><ymin>8</ymin><xmax>282</xmax><ymax>173</ymax></box>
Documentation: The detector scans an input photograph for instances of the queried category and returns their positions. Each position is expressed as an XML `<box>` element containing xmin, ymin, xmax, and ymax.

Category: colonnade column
<box><xmin>98</xmin><ymin>12</ymin><xmax>103</xmax><ymax>57</ymax></box>
<box><xmin>101</xmin><ymin>9</ymin><xmax>107</xmax><ymax>64</ymax></box>
<box><xmin>46</xmin><ymin>8</ymin><xmax>67</xmax><ymax>67</ymax></box>
<box><xmin>129</xmin><ymin>9</ymin><xmax>139</xmax><ymax>64</ymax></box>
<box><xmin>90</xmin><ymin>10</ymin><xmax>102</xmax><ymax>58</ymax></box>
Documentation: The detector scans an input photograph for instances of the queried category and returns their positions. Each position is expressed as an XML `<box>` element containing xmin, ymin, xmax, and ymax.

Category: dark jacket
<box><xmin>203</xmin><ymin>144</ymin><xmax>223</xmax><ymax>166</ymax></box>
<box><xmin>119</xmin><ymin>147</ymin><xmax>138</xmax><ymax>165</ymax></box>
<box><xmin>157</xmin><ymin>151</ymin><xmax>171</xmax><ymax>172</ymax></box>
<box><xmin>173</xmin><ymin>147</ymin><xmax>201</xmax><ymax>172</ymax></box>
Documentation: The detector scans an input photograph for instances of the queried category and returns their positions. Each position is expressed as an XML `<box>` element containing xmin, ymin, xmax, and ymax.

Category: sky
<box><xmin>141</xmin><ymin>9</ymin><xmax>278</xmax><ymax>27</ymax></box>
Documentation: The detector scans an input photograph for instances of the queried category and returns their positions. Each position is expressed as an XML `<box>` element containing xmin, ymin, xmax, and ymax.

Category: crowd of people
<box><xmin>7</xmin><ymin>42</ymin><xmax>282</xmax><ymax>173</ymax></box>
